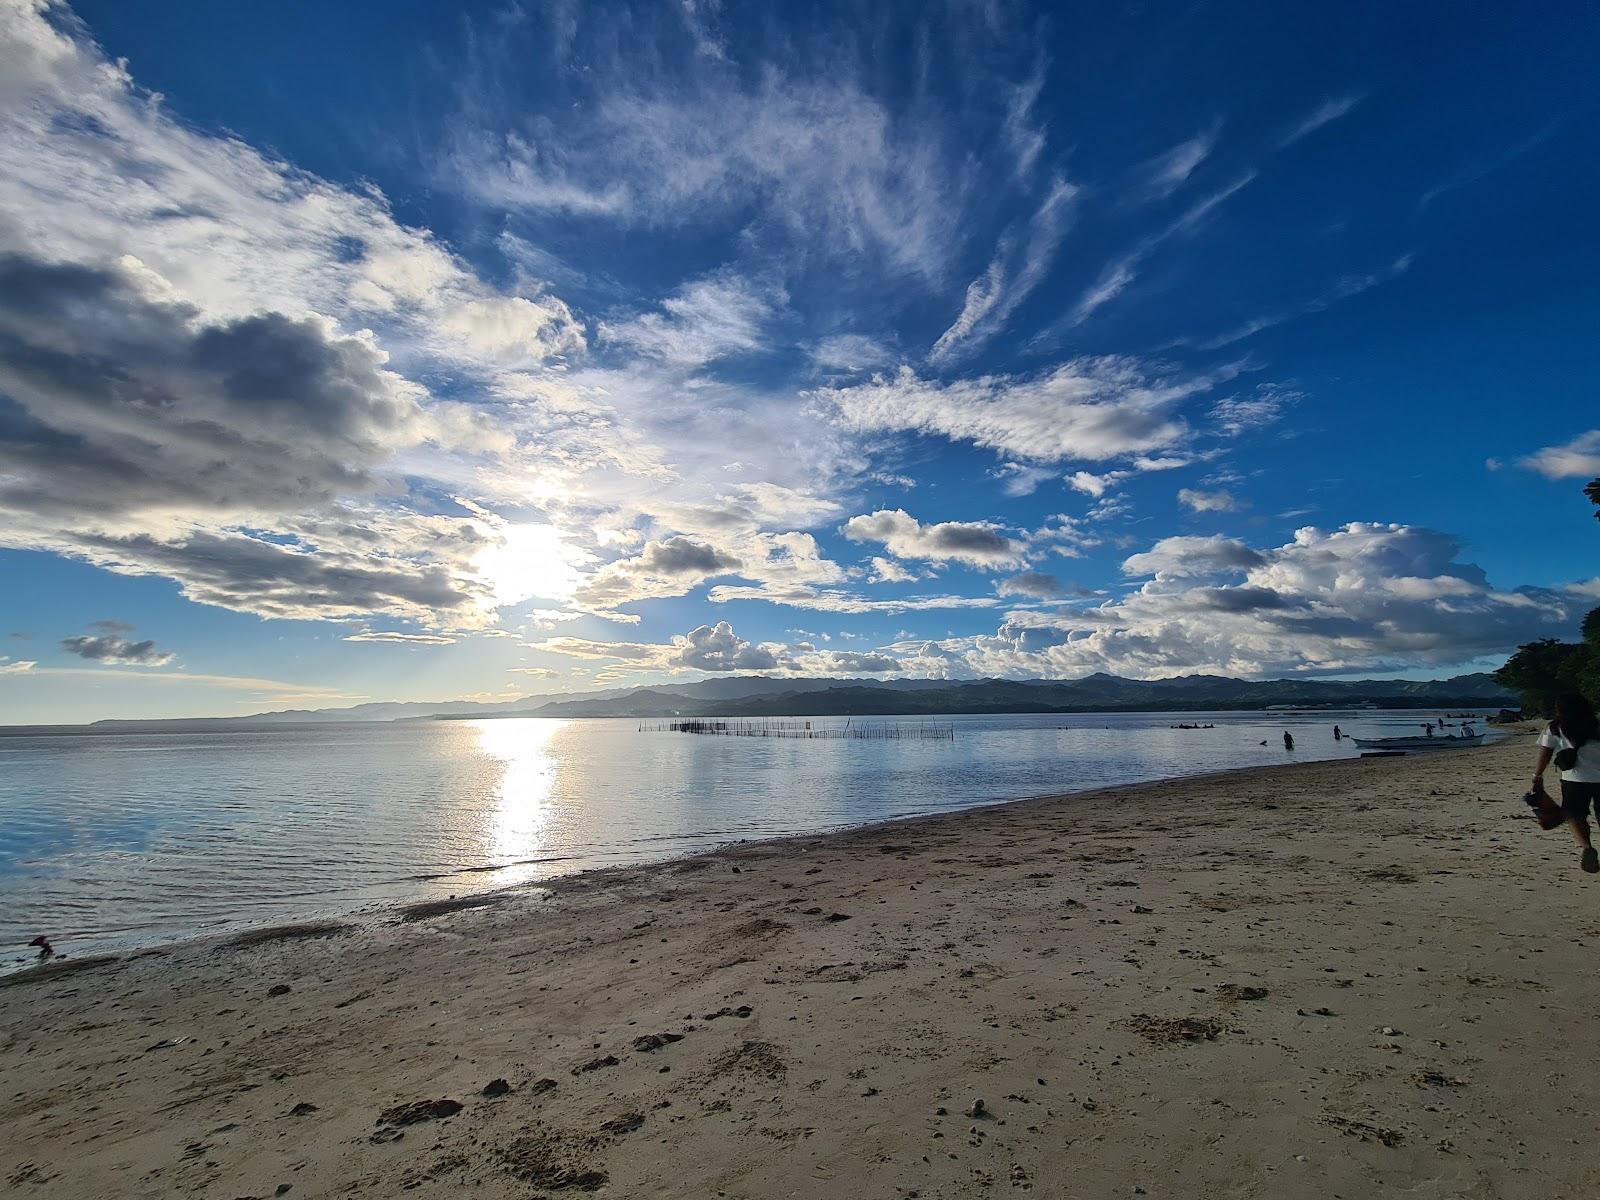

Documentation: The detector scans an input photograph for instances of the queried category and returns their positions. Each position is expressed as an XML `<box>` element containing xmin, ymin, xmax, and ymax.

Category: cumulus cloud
<box><xmin>869</xmin><ymin>557</ymin><xmax>917</xmax><ymax>584</ymax></box>
<box><xmin>1067</xmin><ymin>470</ymin><xmax>1127</xmax><ymax>498</ymax></box>
<box><xmin>1</xmin><ymin>657</ymin><xmax>36</xmax><ymax>674</ymax></box>
<box><xmin>818</xmin><ymin>359</ymin><xmax>1224</xmax><ymax>464</ymax></box>
<box><xmin>843</xmin><ymin>509</ymin><xmax>1023</xmax><ymax>567</ymax></box>
<box><xmin>900</xmin><ymin>522</ymin><xmax>1583</xmax><ymax>679</ymax></box>
<box><xmin>1123</xmin><ymin>535</ymin><xmax>1265</xmax><ymax>579</ymax></box>
<box><xmin>60</xmin><ymin>631</ymin><xmax>175</xmax><ymax>666</ymax></box>
<box><xmin>674</xmin><ymin>621</ymin><xmax>781</xmax><ymax>671</ymax></box>
<box><xmin>532</xmin><ymin>620</ymin><xmax>780</xmax><ymax>673</ymax></box>
<box><xmin>794</xmin><ymin>649</ymin><xmax>900</xmax><ymax>674</ymax></box>
<box><xmin>0</xmin><ymin>254</ymin><xmax>422</xmax><ymax>521</ymax></box>
<box><xmin>0</xmin><ymin>7</ymin><xmax>593</xmax><ymax>629</ymax></box>
<box><xmin>1516</xmin><ymin>430</ymin><xmax>1600</xmax><ymax>479</ymax></box>
<box><xmin>1177</xmin><ymin>488</ymin><xmax>1240</xmax><ymax>513</ymax></box>
<box><xmin>572</xmin><ymin>537</ymin><xmax>743</xmax><ymax>618</ymax></box>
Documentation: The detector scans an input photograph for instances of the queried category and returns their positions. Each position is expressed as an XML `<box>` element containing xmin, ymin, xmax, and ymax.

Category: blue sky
<box><xmin>1</xmin><ymin>0</ymin><xmax>1597</xmax><ymax>723</ymax></box>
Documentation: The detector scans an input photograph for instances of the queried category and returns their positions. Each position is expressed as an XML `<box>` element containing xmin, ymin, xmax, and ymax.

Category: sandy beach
<box><xmin>3</xmin><ymin>730</ymin><xmax>1596</xmax><ymax>1199</ymax></box>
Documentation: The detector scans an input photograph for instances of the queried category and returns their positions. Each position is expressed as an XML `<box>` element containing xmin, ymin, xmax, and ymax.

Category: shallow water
<box><xmin>0</xmin><ymin>709</ymin><xmax>1496</xmax><ymax>965</ymax></box>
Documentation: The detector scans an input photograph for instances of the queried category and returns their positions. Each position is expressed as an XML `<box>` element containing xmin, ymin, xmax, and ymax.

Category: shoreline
<box><xmin>7</xmin><ymin>730</ymin><xmax>1598</xmax><ymax>1199</ymax></box>
<box><xmin>1</xmin><ymin>730</ymin><xmax>1513</xmax><ymax>981</ymax></box>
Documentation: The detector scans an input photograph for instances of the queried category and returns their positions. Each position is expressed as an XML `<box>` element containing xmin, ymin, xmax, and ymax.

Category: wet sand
<box><xmin>3</xmin><ymin>731</ymin><xmax>1596</xmax><ymax>1199</ymax></box>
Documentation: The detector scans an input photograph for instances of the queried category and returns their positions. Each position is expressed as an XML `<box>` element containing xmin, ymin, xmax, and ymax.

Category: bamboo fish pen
<box><xmin>638</xmin><ymin>718</ymin><xmax>954</xmax><ymax>740</ymax></box>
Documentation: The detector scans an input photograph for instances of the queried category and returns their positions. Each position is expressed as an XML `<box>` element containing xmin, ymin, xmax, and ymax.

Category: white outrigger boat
<box><xmin>1350</xmin><ymin>732</ymin><xmax>1483</xmax><ymax>751</ymax></box>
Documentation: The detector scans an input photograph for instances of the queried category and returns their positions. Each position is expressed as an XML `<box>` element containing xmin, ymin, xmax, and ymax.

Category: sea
<box><xmin>0</xmin><ymin>709</ymin><xmax>1498</xmax><ymax>969</ymax></box>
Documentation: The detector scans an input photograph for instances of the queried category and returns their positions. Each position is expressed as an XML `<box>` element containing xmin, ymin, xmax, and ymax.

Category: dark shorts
<box><xmin>1560</xmin><ymin>780</ymin><xmax>1600</xmax><ymax>820</ymax></box>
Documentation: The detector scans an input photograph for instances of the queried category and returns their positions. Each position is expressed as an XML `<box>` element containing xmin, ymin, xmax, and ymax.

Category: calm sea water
<box><xmin>0</xmin><ymin>710</ymin><xmax>1496</xmax><ymax>966</ymax></box>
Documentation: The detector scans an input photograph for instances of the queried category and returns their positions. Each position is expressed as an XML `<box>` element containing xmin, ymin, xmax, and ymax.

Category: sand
<box><xmin>3</xmin><ymin>730</ymin><xmax>1597</xmax><ymax>1199</ymax></box>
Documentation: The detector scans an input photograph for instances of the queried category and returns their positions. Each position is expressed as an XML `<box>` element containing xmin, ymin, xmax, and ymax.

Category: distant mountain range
<box><xmin>63</xmin><ymin>671</ymin><xmax>1517</xmax><ymax>732</ymax></box>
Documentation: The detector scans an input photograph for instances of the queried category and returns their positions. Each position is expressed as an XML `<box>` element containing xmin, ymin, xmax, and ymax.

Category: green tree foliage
<box><xmin>1493</xmin><ymin>638</ymin><xmax>1596</xmax><ymax>715</ymax></box>
<box><xmin>1491</xmin><ymin>477</ymin><xmax>1600</xmax><ymax>712</ymax></box>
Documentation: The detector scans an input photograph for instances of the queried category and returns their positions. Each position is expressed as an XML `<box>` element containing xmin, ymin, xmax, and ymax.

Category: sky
<box><xmin>1</xmin><ymin>0</ymin><xmax>1597</xmax><ymax>724</ymax></box>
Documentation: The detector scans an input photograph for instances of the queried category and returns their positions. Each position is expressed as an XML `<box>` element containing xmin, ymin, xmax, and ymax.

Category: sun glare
<box><xmin>475</xmin><ymin>522</ymin><xmax>586</xmax><ymax>609</ymax></box>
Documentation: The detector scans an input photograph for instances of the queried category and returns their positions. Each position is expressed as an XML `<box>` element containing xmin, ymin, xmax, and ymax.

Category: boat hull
<box><xmin>1350</xmin><ymin>734</ymin><xmax>1483</xmax><ymax>750</ymax></box>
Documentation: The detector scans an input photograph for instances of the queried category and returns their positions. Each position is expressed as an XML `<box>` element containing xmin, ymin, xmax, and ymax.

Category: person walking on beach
<box><xmin>1532</xmin><ymin>693</ymin><xmax>1600</xmax><ymax>874</ymax></box>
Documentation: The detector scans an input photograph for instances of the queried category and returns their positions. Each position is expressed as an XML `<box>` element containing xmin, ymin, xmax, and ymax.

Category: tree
<box><xmin>1493</xmin><ymin>638</ymin><xmax>1596</xmax><ymax>715</ymax></box>
<box><xmin>1491</xmin><ymin>477</ymin><xmax>1600</xmax><ymax>712</ymax></box>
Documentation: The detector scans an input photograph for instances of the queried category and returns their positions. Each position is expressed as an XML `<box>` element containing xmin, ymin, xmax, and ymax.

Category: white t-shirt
<box><xmin>1538</xmin><ymin>724</ymin><xmax>1600</xmax><ymax>784</ymax></box>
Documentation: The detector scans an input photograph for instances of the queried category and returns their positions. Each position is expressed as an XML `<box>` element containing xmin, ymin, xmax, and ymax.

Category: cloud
<box><xmin>600</xmin><ymin>272</ymin><xmax>785</xmax><ymax>368</ymax></box>
<box><xmin>706</xmin><ymin>584</ymin><xmax>1001</xmax><ymax>614</ymax></box>
<box><xmin>929</xmin><ymin>176</ymin><xmax>1077</xmax><ymax>362</ymax></box>
<box><xmin>1066</xmin><ymin>470</ymin><xmax>1128</xmax><ymax>498</ymax></box>
<box><xmin>0</xmin><ymin>8</ymin><xmax>600</xmax><ymax>630</ymax></box>
<box><xmin>993</xmin><ymin>462</ymin><xmax>1058</xmax><ymax>496</ymax></box>
<box><xmin>1208</xmin><ymin>385</ymin><xmax>1298</xmax><ymax>436</ymax></box>
<box><xmin>843</xmin><ymin>509</ymin><xmax>1023</xmax><ymax>567</ymax></box>
<box><xmin>343</xmin><ymin>630</ymin><xmax>458</xmax><ymax>645</ymax></box>
<box><xmin>1123</xmin><ymin>535</ymin><xmax>1264</xmax><ymax>579</ymax></box>
<box><xmin>996</xmin><ymin>571</ymin><xmax>1083</xmax><ymax>599</ymax></box>
<box><xmin>572</xmin><ymin>537</ymin><xmax>744</xmax><ymax>617</ymax></box>
<box><xmin>60</xmin><ymin>632</ymin><xmax>175</xmax><ymax>666</ymax></box>
<box><xmin>453</xmin><ymin>69</ymin><xmax>968</xmax><ymax>281</ymax></box>
<box><xmin>1516</xmin><ymin>430</ymin><xmax>1600</xmax><ymax>479</ymax></box>
<box><xmin>1133</xmin><ymin>123</ymin><xmax>1221</xmax><ymax>200</ymax></box>
<box><xmin>674</xmin><ymin>621</ymin><xmax>781</xmax><ymax>671</ymax></box>
<box><xmin>1057</xmin><ymin>171</ymin><xmax>1258</xmax><ymax>332</ymax></box>
<box><xmin>818</xmin><ymin>359</ymin><xmax>1225</xmax><ymax>464</ymax></box>
<box><xmin>1192</xmin><ymin>256</ymin><xmax>1413</xmax><ymax>350</ymax></box>
<box><xmin>869</xmin><ymin>557</ymin><xmax>917</xmax><ymax>584</ymax></box>
<box><xmin>904</xmin><ymin>522</ymin><xmax>1583</xmax><ymax>679</ymax></box>
<box><xmin>532</xmin><ymin>620</ymin><xmax>780</xmax><ymax>673</ymax></box>
<box><xmin>1177</xmin><ymin>488</ymin><xmax>1240</xmax><ymax>513</ymax></box>
<box><xmin>509</xmin><ymin>666</ymin><xmax>559</xmax><ymax>678</ymax></box>
<box><xmin>1</xmin><ymin>657</ymin><xmax>36</xmax><ymax>674</ymax></box>
<box><xmin>0</xmin><ymin>254</ymin><xmax>422</xmax><ymax>522</ymax></box>
<box><xmin>800</xmin><ymin>649</ymin><xmax>900</xmax><ymax>673</ymax></box>
<box><xmin>1277</xmin><ymin>93</ymin><xmax>1363</xmax><ymax>149</ymax></box>
<box><xmin>810</xmin><ymin>334</ymin><xmax>896</xmax><ymax>371</ymax></box>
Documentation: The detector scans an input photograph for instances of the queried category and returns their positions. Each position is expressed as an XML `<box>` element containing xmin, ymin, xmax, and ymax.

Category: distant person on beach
<box><xmin>1333</xmin><ymin>724</ymin><xmax>1342</xmax><ymax>740</ymax></box>
<box><xmin>1283</xmin><ymin>731</ymin><xmax>1294</xmax><ymax>751</ymax></box>
<box><xmin>1532</xmin><ymin>693</ymin><xmax>1600</xmax><ymax>874</ymax></box>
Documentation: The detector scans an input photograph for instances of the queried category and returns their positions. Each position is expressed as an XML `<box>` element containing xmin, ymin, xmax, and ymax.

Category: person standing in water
<box><xmin>1333</xmin><ymin>724</ymin><xmax>1343</xmax><ymax>740</ymax></box>
<box><xmin>1532</xmin><ymin>693</ymin><xmax>1600</xmax><ymax>874</ymax></box>
<box><xmin>1283</xmin><ymin>731</ymin><xmax>1294</xmax><ymax>751</ymax></box>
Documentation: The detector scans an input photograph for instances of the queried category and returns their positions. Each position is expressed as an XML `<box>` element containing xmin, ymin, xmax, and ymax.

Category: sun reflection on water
<box><xmin>472</xmin><ymin>719</ymin><xmax>564</xmax><ymax>871</ymax></box>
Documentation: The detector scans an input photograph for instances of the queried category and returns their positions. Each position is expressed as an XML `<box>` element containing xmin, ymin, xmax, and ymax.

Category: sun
<box><xmin>474</xmin><ymin>522</ymin><xmax>589</xmax><ymax>610</ymax></box>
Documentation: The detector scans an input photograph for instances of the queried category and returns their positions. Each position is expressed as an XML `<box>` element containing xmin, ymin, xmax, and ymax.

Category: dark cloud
<box><xmin>1193</xmin><ymin>586</ymin><xmax>1294</xmax><ymax>612</ymax></box>
<box><xmin>640</xmin><ymin>537</ymin><xmax>742</xmax><ymax>575</ymax></box>
<box><xmin>997</xmin><ymin>571</ymin><xmax>1087</xmax><ymax>599</ymax></box>
<box><xmin>60</xmin><ymin>632</ymin><xmax>174</xmax><ymax>665</ymax></box>
<box><xmin>0</xmin><ymin>254</ymin><xmax>419</xmax><ymax>522</ymax></box>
